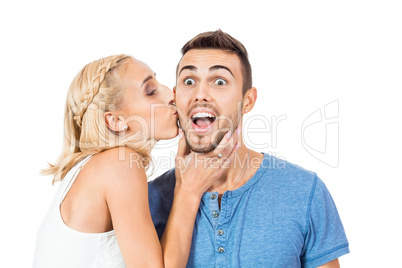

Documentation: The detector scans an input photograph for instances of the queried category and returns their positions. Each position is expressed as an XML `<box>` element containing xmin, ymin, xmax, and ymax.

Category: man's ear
<box><xmin>243</xmin><ymin>87</ymin><xmax>257</xmax><ymax>114</ymax></box>
<box><xmin>173</xmin><ymin>86</ymin><xmax>177</xmax><ymax>102</ymax></box>
<box><xmin>104</xmin><ymin>112</ymin><xmax>126</xmax><ymax>132</ymax></box>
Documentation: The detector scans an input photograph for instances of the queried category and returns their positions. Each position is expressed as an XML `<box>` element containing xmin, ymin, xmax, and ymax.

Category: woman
<box><xmin>33</xmin><ymin>54</ymin><xmax>239</xmax><ymax>267</ymax></box>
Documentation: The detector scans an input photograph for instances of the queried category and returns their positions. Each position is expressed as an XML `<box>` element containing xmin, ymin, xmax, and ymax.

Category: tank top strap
<box><xmin>59</xmin><ymin>155</ymin><xmax>94</xmax><ymax>205</ymax></box>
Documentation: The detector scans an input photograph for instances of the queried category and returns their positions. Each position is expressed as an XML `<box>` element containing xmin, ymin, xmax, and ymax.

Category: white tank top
<box><xmin>33</xmin><ymin>155</ymin><xmax>126</xmax><ymax>268</ymax></box>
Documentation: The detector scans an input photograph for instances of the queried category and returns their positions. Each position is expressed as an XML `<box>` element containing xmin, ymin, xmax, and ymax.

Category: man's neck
<box><xmin>208</xmin><ymin>145</ymin><xmax>264</xmax><ymax>196</ymax></box>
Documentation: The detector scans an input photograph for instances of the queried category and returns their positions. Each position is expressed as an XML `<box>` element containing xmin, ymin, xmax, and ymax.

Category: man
<box><xmin>149</xmin><ymin>30</ymin><xmax>349</xmax><ymax>267</ymax></box>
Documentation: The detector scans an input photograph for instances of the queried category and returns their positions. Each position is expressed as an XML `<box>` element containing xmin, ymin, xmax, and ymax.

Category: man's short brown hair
<box><xmin>179</xmin><ymin>30</ymin><xmax>252</xmax><ymax>96</ymax></box>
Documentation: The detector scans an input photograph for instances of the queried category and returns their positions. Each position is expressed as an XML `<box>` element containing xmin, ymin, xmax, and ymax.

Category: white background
<box><xmin>1</xmin><ymin>0</ymin><xmax>401</xmax><ymax>267</ymax></box>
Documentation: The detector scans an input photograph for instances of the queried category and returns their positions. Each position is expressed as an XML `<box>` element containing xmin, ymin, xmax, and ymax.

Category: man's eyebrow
<box><xmin>141</xmin><ymin>73</ymin><xmax>156</xmax><ymax>87</ymax></box>
<box><xmin>209</xmin><ymin>65</ymin><xmax>234</xmax><ymax>78</ymax></box>
<box><xmin>178</xmin><ymin>65</ymin><xmax>197</xmax><ymax>76</ymax></box>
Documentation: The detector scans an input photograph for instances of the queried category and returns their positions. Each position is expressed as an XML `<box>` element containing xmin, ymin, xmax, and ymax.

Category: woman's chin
<box><xmin>153</xmin><ymin>128</ymin><xmax>179</xmax><ymax>141</ymax></box>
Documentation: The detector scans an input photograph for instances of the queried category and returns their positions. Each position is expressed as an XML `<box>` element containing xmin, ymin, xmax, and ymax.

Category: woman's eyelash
<box><xmin>148</xmin><ymin>89</ymin><xmax>157</xmax><ymax>96</ymax></box>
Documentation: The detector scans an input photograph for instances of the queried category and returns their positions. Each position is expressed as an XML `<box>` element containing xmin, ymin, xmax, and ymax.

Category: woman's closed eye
<box><xmin>147</xmin><ymin>89</ymin><xmax>157</xmax><ymax>96</ymax></box>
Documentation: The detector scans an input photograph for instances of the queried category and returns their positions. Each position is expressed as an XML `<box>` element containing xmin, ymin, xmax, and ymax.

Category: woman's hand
<box><xmin>161</xmin><ymin>127</ymin><xmax>240</xmax><ymax>267</ymax></box>
<box><xmin>174</xmin><ymin>126</ymin><xmax>240</xmax><ymax>198</ymax></box>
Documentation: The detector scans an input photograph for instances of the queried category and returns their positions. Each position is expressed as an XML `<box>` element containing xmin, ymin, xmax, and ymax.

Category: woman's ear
<box><xmin>104</xmin><ymin>112</ymin><xmax>126</xmax><ymax>132</ymax></box>
<box><xmin>243</xmin><ymin>87</ymin><xmax>257</xmax><ymax>114</ymax></box>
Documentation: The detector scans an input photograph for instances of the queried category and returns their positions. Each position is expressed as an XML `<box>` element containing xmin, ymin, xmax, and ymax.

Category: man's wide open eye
<box><xmin>184</xmin><ymin>78</ymin><xmax>195</xmax><ymax>85</ymax></box>
<box><xmin>215</xmin><ymin>78</ymin><xmax>227</xmax><ymax>86</ymax></box>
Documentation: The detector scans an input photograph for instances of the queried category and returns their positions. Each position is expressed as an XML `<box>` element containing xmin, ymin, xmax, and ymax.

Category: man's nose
<box><xmin>194</xmin><ymin>81</ymin><xmax>211</xmax><ymax>102</ymax></box>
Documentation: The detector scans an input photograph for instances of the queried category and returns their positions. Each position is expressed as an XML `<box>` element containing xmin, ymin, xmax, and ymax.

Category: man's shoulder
<box><xmin>262</xmin><ymin>153</ymin><xmax>317</xmax><ymax>179</ymax></box>
<box><xmin>148</xmin><ymin>169</ymin><xmax>176</xmax><ymax>239</ymax></box>
<box><xmin>258</xmin><ymin>153</ymin><xmax>320</xmax><ymax>194</ymax></box>
<box><xmin>148</xmin><ymin>168</ymin><xmax>176</xmax><ymax>195</ymax></box>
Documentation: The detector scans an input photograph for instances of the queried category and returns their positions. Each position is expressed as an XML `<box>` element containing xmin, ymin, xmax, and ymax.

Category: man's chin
<box><xmin>185</xmin><ymin>131</ymin><xmax>226</xmax><ymax>154</ymax></box>
<box><xmin>187</xmin><ymin>143</ymin><xmax>216</xmax><ymax>154</ymax></box>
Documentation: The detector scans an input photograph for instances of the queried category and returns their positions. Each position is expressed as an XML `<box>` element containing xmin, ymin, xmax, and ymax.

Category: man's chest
<box><xmin>186</xmin><ymin>196</ymin><xmax>306</xmax><ymax>267</ymax></box>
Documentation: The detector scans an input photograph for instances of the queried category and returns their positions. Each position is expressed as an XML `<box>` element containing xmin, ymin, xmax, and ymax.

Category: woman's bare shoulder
<box><xmin>85</xmin><ymin>147</ymin><xmax>147</xmax><ymax>188</ymax></box>
<box><xmin>93</xmin><ymin>147</ymin><xmax>144</xmax><ymax>171</ymax></box>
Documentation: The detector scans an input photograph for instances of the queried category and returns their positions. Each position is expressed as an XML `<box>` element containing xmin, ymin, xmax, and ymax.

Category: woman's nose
<box><xmin>160</xmin><ymin>84</ymin><xmax>174</xmax><ymax>104</ymax></box>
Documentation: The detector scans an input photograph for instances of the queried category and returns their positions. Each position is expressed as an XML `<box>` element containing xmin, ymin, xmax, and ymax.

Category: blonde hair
<box><xmin>42</xmin><ymin>54</ymin><xmax>153</xmax><ymax>184</ymax></box>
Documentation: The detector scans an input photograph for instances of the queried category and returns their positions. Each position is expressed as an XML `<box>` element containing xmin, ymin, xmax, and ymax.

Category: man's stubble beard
<box><xmin>178</xmin><ymin>108</ymin><xmax>242</xmax><ymax>154</ymax></box>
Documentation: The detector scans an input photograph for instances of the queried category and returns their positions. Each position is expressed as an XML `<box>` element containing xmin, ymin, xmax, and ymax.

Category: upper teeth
<box><xmin>192</xmin><ymin>112</ymin><xmax>215</xmax><ymax>118</ymax></box>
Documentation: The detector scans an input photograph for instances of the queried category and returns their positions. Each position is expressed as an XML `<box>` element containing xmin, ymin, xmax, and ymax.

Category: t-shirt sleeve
<box><xmin>301</xmin><ymin>175</ymin><xmax>349</xmax><ymax>268</ymax></box>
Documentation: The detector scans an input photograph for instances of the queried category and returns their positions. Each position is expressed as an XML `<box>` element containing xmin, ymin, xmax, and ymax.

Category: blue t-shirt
<box><xmin>148</xmin><ymin>153</ymin><xmax>349</xmax><ymax>268</ymax></box>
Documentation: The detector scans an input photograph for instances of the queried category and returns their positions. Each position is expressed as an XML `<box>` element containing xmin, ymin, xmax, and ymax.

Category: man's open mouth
<box><xmin>191</xmin><ymin>112</ymin><xmax>216</xmax><ymax>132</ymax></box>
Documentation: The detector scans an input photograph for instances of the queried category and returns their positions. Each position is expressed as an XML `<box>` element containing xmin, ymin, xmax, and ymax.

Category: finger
<box><xmin>176</xmin><ymin>128</ymin><xmax>189</xmax><ymax>158</ymax></box>
<box><xmin>215</xmin><ymin>127</ymin><xmax>241</xmax><ymax>168</ymax></box>
<box><xmin>219</xmin><ymin>141</ymin><xmax>240</xmax><ymax>169</ymax></box>
<box><xmin>207</xmin><ymin>125</ymin><xmax>241</xmax><ymax>158</ymax></box>
<box><xmin>175</xmin><ymin>129</ymin><xmax>189</xmax><ymax>172</ymax></box>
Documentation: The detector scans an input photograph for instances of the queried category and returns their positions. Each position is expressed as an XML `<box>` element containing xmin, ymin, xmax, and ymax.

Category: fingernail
<box><xmin>226</xmin><ymin>130</ymin><xmax>232</xmax><ymax>139</ymax></box>
<box><xmin>179</xmin><ymin>129</ymin><xmax>183</xmax><ymax>139</ymax></box>
<box><xmin>235</xmin><ymin>141</ymin><xmax>240</xmax><ymax>150</ymax></box>
<box><xmin>237</xmin><ymin>126</ymin><xmax>241</xmax><ymax>135</ymax></box>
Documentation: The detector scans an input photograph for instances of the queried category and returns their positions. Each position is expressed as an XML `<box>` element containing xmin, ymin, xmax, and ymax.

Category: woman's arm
<box><xmin>101</xmin><ymin>127</ymin><xmax>237</xmax><ymax>267</ymax></box>
<box><xmin>161</xmin><ymin>128</ymin><xmax>239</xmax><ymax>267</ymax></box>
<box><xmin>160</xmin><ymin>187</ymin><xmax>201</xmax><ymax>267</ymax></box>
<box><xmin>102</xmin><ymin>148</ymin><xmax>164</xmax><ymax>268</ymax></box>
